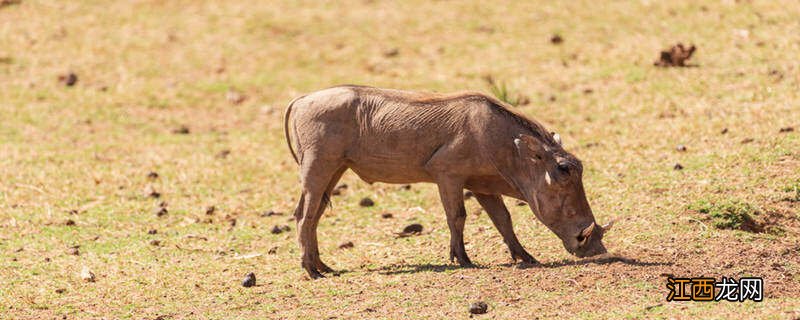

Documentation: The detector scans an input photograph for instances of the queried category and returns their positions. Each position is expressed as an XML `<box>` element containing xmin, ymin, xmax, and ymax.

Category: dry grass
<box><xmin>1</xmin><ymin>0</ymin><xmax>799</xmax><ymax>319</ymax></box>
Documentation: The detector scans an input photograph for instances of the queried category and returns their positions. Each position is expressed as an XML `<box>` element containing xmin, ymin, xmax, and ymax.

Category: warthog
<box><xmin>283</xmin><ymin>85</ymin><xmax>612</xmax><ymax>278</ymax></box>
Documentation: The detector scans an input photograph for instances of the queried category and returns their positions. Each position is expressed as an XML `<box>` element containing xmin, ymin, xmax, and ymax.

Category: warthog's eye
<box><xmin>557</xmin><ymin>163</ymin><xmax>570</xmax><ymax>174</ymax></box>
<box><xmin>576</xmin><ymin>234</ymin><xmax>586</xmax><ymax>244</ymax></box>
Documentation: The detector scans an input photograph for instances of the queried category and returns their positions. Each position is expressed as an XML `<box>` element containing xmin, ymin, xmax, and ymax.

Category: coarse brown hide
<box><xmin>284</xmin><ymin>85</ymin><xmax>611</xmax><ymax>278</ymax></box>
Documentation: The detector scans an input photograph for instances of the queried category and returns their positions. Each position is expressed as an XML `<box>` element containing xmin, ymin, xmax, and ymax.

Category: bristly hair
<box><xmin>338</xmin><ymin>85</ymin><xmax>558</xmax><ymax>147</ymax></box>
<box><xmin>478</xmin><ymin>95</ymin><xmax>557</xmax><ymax>146</ymax></box>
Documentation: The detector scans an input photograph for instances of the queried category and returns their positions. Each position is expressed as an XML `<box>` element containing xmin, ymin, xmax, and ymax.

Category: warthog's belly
<box><xmin>346</xmin><ymin>157</ymin><xmax>434</xmax><ymax>184</ymax></box>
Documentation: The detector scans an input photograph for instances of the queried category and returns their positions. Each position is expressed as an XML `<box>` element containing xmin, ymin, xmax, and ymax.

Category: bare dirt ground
<box><xmin>1</xmin><ymin>1</ymin><xmax>799</xmax><ymax>319</ymax></box>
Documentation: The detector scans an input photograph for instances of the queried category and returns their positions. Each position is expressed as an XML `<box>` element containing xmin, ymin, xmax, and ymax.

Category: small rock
<box><xmin>645</xmin><ymin>303</ymin><xmax>663</xmax><ymax>311</ymax></box>
<box><xmin>148</xmin><ymin>229</ymin><xmax>157</xmax><ymax>235</ymax></box>
<box><xmin>464</xmin><ymin>191</ymin><xmax>474</xmax><ymax>199</ymax></box>
<box><xmin>673</xmin><ymin>163</ymin><xmax>684</xmax><ymax>170</ymax></box>
<box><xmin>399</xmin><ymin>223</ymin><xmax>424</xmax><ymax>237</ymax></box>
<box><xmin>146</xmin><ymin>171</ymin><xmax>159</xmax><ymax>180</ymax></box>
<box><xmin>64</xmin><ymin>219</ymin><xmax>76</xmax><ymax>226</ymax></box>
<box><xmin>469</xmin><ymin>301</ymin><xmax>488</xmax><ymax>314</ymax></box>
<box><xmin>338</xmin><ymin>241</ymin><xmax>354</xmax><ymax>249</ymax></box>
<box><xmin>550</xmin><ymin>34</ymin><xmax>563</xmax><ymax>44</ymax></box>
<box><xmin>149</xmin><ymin>239</ymin><xmax>161</xmax><ymax>246</ymax></box>
<box><xmin>582</xmin><ymin>88</ymin><xmax>594</xmax><ymax>95</ymax></box>
<box><xmin>267</xmin><ymin>246</ymin><xmax>278</xmax><ymax>254</ymax></box>
<box><xmin>359</xmin><ymin>197</ymin><xmax>375</xmax><ymax>207</ymax></box>
<box><xmin>654</xmin><ymin>43</ymin><xmax>696</xmax><ymax>67</ymax></box>
<box><xmin>741</xmin><ymin>138</ymin><xmax>754</xmax><ymax>144</ymax></box>
<box><xmin>154</xmin><ymin>207</ymin><xmax>168</xmax><ymax>217</ymax></box>
<box><xmin>383</xmin><ymin>48</ymin><xmax>399</xmax><ymax>57</ymax></box>
<box><xmin>58</xmin><ymin>72</ymin><xmax>78</xmax><ymax>86</ymax></box>
<box><xmin>205</xmin><ymin>206</ymin><xmax>216</xmax><ymax>215</ymax></box>
<box><xmin>271</xmin><ymin>225</ymin><xmax>291</xmax><ymax>234</ymax></box>
<box><xmin>381</xmin><ymin>212</ymin><xmax>393</xmax><ymax>219</ymax></box>
<box><xmin>226</xmin><ymin>89</ymin><xmax>247</xmax><ymax>105</ymax></box>
<box><xmin>261</xmin><ymin>210</ymin><xmax>282</xmax><ymax>217</ymax></box>
<box><xmin>172</xmin><ymin>125</ymin><xmax>190</xmax><ymax>134</ymax></box>
<box><xmin>676</xmin><ymin>145</ymin><xmax>687</xmax><ymax>152</ymax></box>
<box><xmin>144</xmin><ymin>186</ymin><xmax>161</xmax><ymax>199</ymax></box>
<box><xmin>0</xmin><ymin>0</ymin><xmax>22</xmax><ymax>8</ymax></box>
<box><xmin>44</xmin><ymin>257</ymin><xmax>51</xmax><ymax>262</ymax></box>
<box><xmin>475</xmin><ymin>25</ymin><xmax>494</xmax><ymax>34</ymax></box>
<box><xmin>67</xmin><ymin>247</ymin><xmax>80</xmax><ymax>256</ymax></box>
<box><xmin>242</xmin><ymin>272</ymin><xmax>256</xmax><ymax>287</ymax></box>
<box><xmin>216</xmin><ymin>149</ymin><xmax>231</xmax><ymax>159</ymax></box>
<box><xmin>779</xmin><ymin>126</ymin><xmax>794</xmax><ymax>133</ymax></box>
<box><xmin>720</xmin><ymin>128</ymin><xmax>729</xmax><ymax>134</ymax></box>
<box><xmin>80</xmin><ymin>266</ymin><xmax>95</xmax><ymax>282</ymax></box>
<box><xmin>55</xmin><ymin>288</ymin><xmax>66</xmax><ymax>294</ymax></box>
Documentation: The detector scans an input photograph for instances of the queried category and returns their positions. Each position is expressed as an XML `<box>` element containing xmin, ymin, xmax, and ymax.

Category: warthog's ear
<box><xmin>513</xmin><ymin>135</ymin><xmax>546</xmax><ymax>160</ymax></box>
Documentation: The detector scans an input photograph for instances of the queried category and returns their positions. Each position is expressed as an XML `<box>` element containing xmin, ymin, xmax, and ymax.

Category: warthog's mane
<box><xmin>339</xmin><ymin>84</ymin><xmax>556</xmax><ymax>146</ymax></box>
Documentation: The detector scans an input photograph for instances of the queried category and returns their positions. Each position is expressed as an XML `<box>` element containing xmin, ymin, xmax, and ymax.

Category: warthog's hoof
<box><xmin>316</xmin><ymin>261</ymin><xmax>335</xmax><ymax>273</ymax></box>
<box><xmin>513</xmin><ymin>251</ymin><xmax>539</xmax><ymax>265</ymax></box>
<box><xmin>306</xmin><ymin>269</ymin><xmax>325</xmax><ymax>279</ymax></box>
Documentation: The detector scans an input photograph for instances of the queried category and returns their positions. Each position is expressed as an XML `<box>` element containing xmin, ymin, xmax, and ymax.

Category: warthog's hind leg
<box><xmin>295</xmin><ymin>158</ymin><xmax>345</xmax><ymax>279</ymax></box>
<box><xmin>474</xmin><ymin>193</ymin><xmax>538</xmax><ymax>264</ymax></box>
<box><xmin>313</xmin><ymin>166</ymin><xmax>347</xmax><ymax>274</ymax></box>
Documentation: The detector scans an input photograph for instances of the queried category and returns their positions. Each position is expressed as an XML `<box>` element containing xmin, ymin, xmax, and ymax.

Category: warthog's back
<box><xmin>288</xmin><ymin>85</ymin><xmax>505</xmax><ymax>184</ymax></box>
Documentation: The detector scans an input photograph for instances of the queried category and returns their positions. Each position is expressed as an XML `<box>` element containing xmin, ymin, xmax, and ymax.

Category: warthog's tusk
<box><xmin>553</xmin><ymin>133</ymin><xmax>562</xmax><ymax>145</ymax></box>
<box><xmin>581</xmin><ymin>222</ymin><xmax>596</xmax><ymax>238</ymax></box>
<box><xmin>601</xmin><ymin>218</ymin><xmax>617</xmax><ymax>231</ymax></box>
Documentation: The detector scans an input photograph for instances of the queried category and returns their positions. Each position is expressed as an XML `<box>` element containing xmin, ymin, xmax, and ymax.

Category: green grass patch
<box><xmin>781</xmin><ymin>179</ymin><xmax>800</xmax><ymax>202</ymax></box>
<box><xmin>688</xmin><ymin>200</ymin><xmax>761</xmax><ymax>231</ymax></box>
<box><xmin>484</xmin><ymin>75</ymin><xmax>528</xmax><ymax>107</ymax></box>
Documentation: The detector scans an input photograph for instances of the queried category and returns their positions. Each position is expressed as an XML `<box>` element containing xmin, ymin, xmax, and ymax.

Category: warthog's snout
<box><xmin>571</xmin><ymin>241</ymin><xmax>607</xmax><ymax>258</ymax></box>
<box><xmin>564</xmin><ymin>220</ymin><xmax>614</xmax><ymax>258</ymax></box>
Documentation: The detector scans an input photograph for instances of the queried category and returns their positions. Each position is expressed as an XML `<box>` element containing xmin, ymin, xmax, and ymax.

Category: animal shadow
<box><xmin>373</xmin><ymin>263</ymin><xmax>487</xmax><ymax>275</ymax></box>
<box><xmin>372</xmin><ymin>256</ymin><xmax>671</xmax><ymax>275</ymax></box>
<box><xmin>508</xmin><ymin>256</ymin><xmax>673</xmax><ymax>269</ymax></box>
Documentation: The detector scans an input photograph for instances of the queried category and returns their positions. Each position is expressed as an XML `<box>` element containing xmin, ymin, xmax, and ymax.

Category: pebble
<box><xmin>359</xmin><ymin>197</ymin><xmax>374</xmax><ymax>207</ymax></box>
<box><xmin>242</xmin><ymin>272</ymin><xmax>256</xmax><ymax>287</ymax></box>
<box><xmin>469</xmin><ymin>301</ymin><xmax>488</xmax><ymax>314</ymax></box>
<box><xmin>80</xmin><ymin>266</ymin><xmax>95</xmax><ymax>282</ymax></box>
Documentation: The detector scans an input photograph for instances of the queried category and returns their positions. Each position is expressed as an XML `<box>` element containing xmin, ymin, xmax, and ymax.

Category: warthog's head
<box><xmin>513</xmin><ymin>134</ymin><xmax>613</xmax><ymax>258</ymax></box>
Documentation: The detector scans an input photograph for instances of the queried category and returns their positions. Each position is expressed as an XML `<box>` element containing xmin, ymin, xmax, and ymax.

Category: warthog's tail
<box><xmin>283</xmin><ymin>95</ymin><xmax>305</xmax><ymax>165</ymax></box>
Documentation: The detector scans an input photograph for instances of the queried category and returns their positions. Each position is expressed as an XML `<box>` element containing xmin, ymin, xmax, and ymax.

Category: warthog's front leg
<box><xmin>434</xmin><ymin>178</ymin><xmax>474</xmax><ymax>267</ymax></box>
<box><xmin>473</xmin><ymin>193</ymin><xmax>538</xmax><ymax>264</ymax></box>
